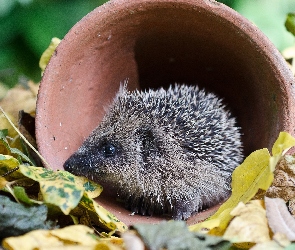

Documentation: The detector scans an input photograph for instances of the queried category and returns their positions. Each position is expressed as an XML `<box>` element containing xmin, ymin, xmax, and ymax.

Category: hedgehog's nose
<box><xmin>63</xmin><ymin>155</ymin><xmax>76</xmax><ymax>172</ymax></box>
<box><xmin>63</xmin><ymin>153</ymin><xmax>87</xmax><ymax>173</ymax></box>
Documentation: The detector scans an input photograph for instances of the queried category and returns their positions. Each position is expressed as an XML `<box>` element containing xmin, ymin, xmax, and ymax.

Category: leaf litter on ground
<box><xmin>3</xmin><ymin>26</ymin><xmax>295</xmax><ymax>249</ymax></box>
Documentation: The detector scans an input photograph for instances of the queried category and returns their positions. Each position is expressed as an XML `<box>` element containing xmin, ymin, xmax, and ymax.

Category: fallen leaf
<box><xmin>0</xmin><ymin>130</ymin><xmax>34</xmax><ymax>165</ymax></box>
<box><xmin>190</xmin><ymin>132</ymin><xmax>295</xmax><ymax>233</ymax></box>
<box><xmin>188</xmin><ymin>218</ymin><xmax>220</xmax><ymax>233</ymax></box>
<box><xmin>270</xmin><ymin>132</ymin><xmax>295</xmax><ymax>172</ymax></box>
<box><xmin>49</xmin><ymin>225</ymin><xmax>97</xmax><ymax>245</ymax></box>
<box><xmin>0</xmin><ymin>195</ymin><xmax>55</xmax><ymax>239</ymax></box>
<box><xmin>18</xmin><ymin>111</ymin><xmax>43</xmax><ymax>167</ymax></box>
<box><xmin>19</xmin><ymin>166</ymin><xmax>86</xmax><ymax>215</ymax></box>
<box><xmin>0</xmin><ymin>154</ymin><xmax>23</xmax><ymax>180</ymax></box>
<box><xmin>2</xmin><ymin>230</ymin><xmax>63</xmax><ymax>250</ymax></box>
<box><xmin>267</xmin><ymin>154</ymin><xmax>295</xmax><ymax>203</ymax></box>
<box><xmin>78</xmin><ymin>193</ymin><xmax>128</xmax><ymax>233</ymax></box>
<box><xmin>0</xmin><ymin>82</ymin><xmax>38</xmax><ymax>121</ymax></box>
<box><xmin>133</xmin><ymin>221</ymin><xmax>231</xmax><ymax>250</ymax></box>
<box><xmin>58</xmin><ymin>171</ymin><xmax>103</xmax><ymax>199</ymax></box>
<box><xmin>3</xmin><ymin>225</ymin><xmax>125</xmax><ymax>250</ymax></box>
<box><xmin>223</xmin><ymin>200</ymin><xmax>270</xmax><ymax>243</ymax></box>
<box><xmin>13</xmin><ymin>186</ymin><xmax>36</xmax><ymax>205</ymax></box>
<box><xmin>0</xmin><ymin>176</ymin><xmax>8</xmax><ymax>188</ymax></box>
<box><xmin>39</xmin><ymin>37</ymin><xmax>61</xmax><ymax>75</ymax></box>
<box><xmin>265</xmin><ymin>197</ymin><xmax>295</xmax><ymax>241</ymax></box>
<box><xmin>288</xmin><ymin>198</ymin><xmax>295</xmax><ymax>217</ymax></box>
<box><xmin>208</xmin><ymin>148</ymin><xmax>271</xmax><ymax>230</ymax></box>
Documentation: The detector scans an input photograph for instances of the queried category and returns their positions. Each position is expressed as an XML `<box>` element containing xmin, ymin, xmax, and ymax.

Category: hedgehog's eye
<box><xmin>102</xmin><ymin>143</ymin><xmax>117</xmax><ymax>157</ymax></box>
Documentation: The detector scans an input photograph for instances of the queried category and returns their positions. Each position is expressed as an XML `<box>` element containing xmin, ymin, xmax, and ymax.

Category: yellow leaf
<box><xmin>0</xmin><ymin>176</ymin><xmax>8</xmax><ymax>189</ymax></box>
<box><xmin>39</xmin><ymin>37</ymin><xmax>61</xmax><ymax>75</ymax></box>
<box><xmin>209</xmin><ymin>148</ymin><xmax>271</xmax><ymax>230</ymax></box>
<box><xmin>93</xmin><ymin>202</ymin><xmax>128</xmax><ymax>233</ymax></box>
<box><xmin>3</xmin><ymin>225</ymin><xmax>124</xmax><ymax>250</ymax></box>
<box><xmin>3</xmin><ymin>225</ymin><xmax>125</xmax><ymax>250</ymax></box>
<box><xmin>223</xmin><ymin>200</ymin><xmax>270</xmax><ymax>243</ymax></box>
<box><xmin>79</xmin><ymin>194</ymin><xmax>128</xmax><ymax>233</ymax></box>
<box><xmin>0</xmin><ymin>154</ymin><xmax>23</xmax><ymax>180</ymax></box>
<box><xmin>2</xmin><ymin>229</ymin><xmax>63</xmax><ymax>250</ymax></box>
<box><xmin>71</xmin><ymin>175</ymin><xmax>103</xmax><ymax>199</ymax></box>
<box><xmin>189</xmin><ymin>218</ymin><xmax>220</xmax><ymax>232</ymax></box>
<box><xmin>270</xmin><ymin>132</ymin><xmax>295</xmax><ymax>172</ymax></box>
<box><xmin>49</xmin><ymin>225</ymin><xmax>97</xmax><ymax>245</ymax></box>
<box><xmin>190</xmin><ymin>132</ymin><xmax>295</xmax><ymax>235</ymax></box>
<box><xmin>19</xmin><ymin>166</ymin><xmax>85</xmax><ymax>215</ymax></box>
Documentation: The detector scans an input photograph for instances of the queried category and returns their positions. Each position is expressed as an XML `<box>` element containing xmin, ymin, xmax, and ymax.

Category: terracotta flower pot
<box><xmin>36</xmin><ymin>0</ymin><xmax>295</xmax><ymax>225</ymax></box>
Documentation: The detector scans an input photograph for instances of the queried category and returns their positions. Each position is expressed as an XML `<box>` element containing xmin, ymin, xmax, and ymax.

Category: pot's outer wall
<box><xmin>37</xmin><ymin>0</ymin><xmax>295</xmax><ymax>172</ymax></box>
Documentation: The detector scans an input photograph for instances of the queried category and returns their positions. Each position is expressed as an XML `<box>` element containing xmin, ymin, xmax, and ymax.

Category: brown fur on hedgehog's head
<box><xmin>64</xmin><ymin>84</ymin><xmax>243</xmax><ymax>220</ymax></box>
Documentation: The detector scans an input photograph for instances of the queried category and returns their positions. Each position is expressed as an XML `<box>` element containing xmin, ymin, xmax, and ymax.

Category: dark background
<box><xmin>0</xmin><ymin>0</ymin><xmax>294</xmax><ymax>90</ymax></box>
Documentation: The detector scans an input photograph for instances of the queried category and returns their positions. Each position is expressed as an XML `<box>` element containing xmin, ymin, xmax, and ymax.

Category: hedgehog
<box><xmin>64</xmin><ymin>83</ymin><xmax>243</xmax><ymax>220</ymax></box>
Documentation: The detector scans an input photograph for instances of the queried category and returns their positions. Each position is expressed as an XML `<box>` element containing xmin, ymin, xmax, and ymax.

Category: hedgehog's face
<box><xmin>63</xmin><ymin>133</ymin><xmax>132</xmax><ymax>185</ymax></box>
<box><xmin>63</xmin><ymin>117</ymin><xmax>164</xmax><ymax>189</ymax></box>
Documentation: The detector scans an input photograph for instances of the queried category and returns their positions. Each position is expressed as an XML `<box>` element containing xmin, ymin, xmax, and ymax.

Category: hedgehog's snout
<box><xmin>63</xmin><ymin>141</ymin><xmax>122</xmax><ymax>177</ymax></box>
<box><xmin>63</xmin><ymin>151</ymin><xmax>92</xmax><ymax>175</ymax></box>
<box><xmin>63</xmin><ymin>153</ymin><xmax>81</xmax><ymax>172</ymax></box>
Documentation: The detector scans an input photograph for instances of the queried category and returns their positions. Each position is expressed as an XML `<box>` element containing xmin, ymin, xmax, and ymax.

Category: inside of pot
<box><xmin>89</xmin><ymin>5</ymin><xmax>285</xmax><ymax>158</ymax></box>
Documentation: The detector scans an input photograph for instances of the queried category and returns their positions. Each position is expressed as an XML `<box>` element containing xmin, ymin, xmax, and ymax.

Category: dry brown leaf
<box><xmin>265</xmin><ymin>197</ymin><xmax>295</xmax><ymax>241</ymax></box>
<box><xmin>266</xmin><ymin>154</ymin><xmax>295</xmax><ymax>203</ymax></box>
<box><xmin>288</xmin><ymin>198</ymin><xmax>295</xmax><ymax>217</ymax></box>
<box><xmin>0</xmin><ymin>81</ymin><xmax>38</xmax><ymax>119</ymax></box>
<box><xmin>0</xmin><ymin>81</ymin><xmax>39</xmax><ymax>140</ymax></box>
<box><xmin>223</xmin><ymin>200</ymin><xmax>270</xmax><ymax>243</ymax></box>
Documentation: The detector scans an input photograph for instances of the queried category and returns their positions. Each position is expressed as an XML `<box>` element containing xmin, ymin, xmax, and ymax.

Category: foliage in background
<box><xmin>0</xmin><ymin>0</ymin><xmax>108</xmax><ymax>87</ymax></box>
<box><xmin>0</xmin><ymin>0</ymin><xmax>295</xmax><ymax>89</ymax></box>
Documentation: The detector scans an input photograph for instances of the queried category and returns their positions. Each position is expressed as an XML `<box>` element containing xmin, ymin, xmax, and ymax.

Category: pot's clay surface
<box><xmin>36</xmin><ymin>0</ymin><xmax>295</xmax><ymax>225</ymax></box>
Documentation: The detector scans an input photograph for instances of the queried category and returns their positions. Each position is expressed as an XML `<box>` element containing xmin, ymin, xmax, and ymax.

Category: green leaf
<box><xmin>0</xmin><ymin>129</ymin><xmax>11</xmax><ymax>151</ymax></box>
<box><xmin>0</xmin><ymin>154</ymin><xmax>23</xmax><ymax>180</ymax></box>
<box><xmin>133</xmin><ymin>221</ymin><xmax>231</xmax><ymax>250</ymax></box>
<box><xmin>0</xmin><ymin>129</ymin><xmax>34</xmax><ymax>166</ymax></box>
<box><xmin>19</xmin><ymin>166</ymin><xmax>84</xmax><ymax>215</ymax></box>
<box><xmin>0</xmin><ymin>195</ymin><xmax>55</xmax><ymax>240</ymax></box>
<box><xmin>13</xmin><ymin>186</ymin><xmax>34</xmax><ymax>205</ymax></box>
<box><xmin>10</xmin><ymin>147</ymin><xmax>34</xmax><ymax>165</ymax></box>
<box><xmin>0</xmin><ymin>129</ymin><xmax>8</xmax><ymax>138</ymax></box>
<box><xmin>286</xmin><ymin>12</ymin><xmax>295</xmax><ymax>37</ymax></box>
